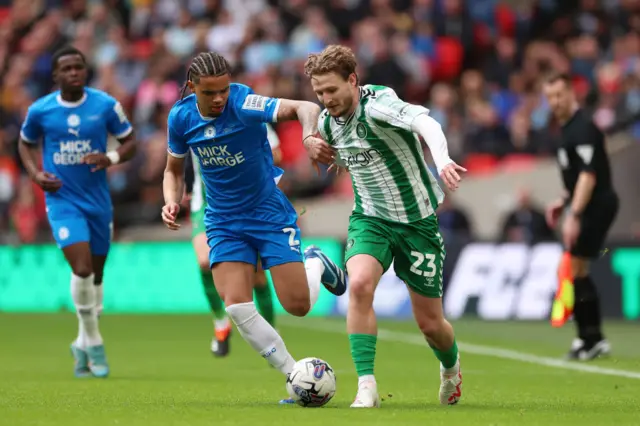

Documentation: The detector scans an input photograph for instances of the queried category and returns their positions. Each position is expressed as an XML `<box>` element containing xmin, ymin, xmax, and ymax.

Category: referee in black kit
<box><xmin>542</xmin><ymin>72</ymin><xmax>619</xmax><ymax>361</ymax></box>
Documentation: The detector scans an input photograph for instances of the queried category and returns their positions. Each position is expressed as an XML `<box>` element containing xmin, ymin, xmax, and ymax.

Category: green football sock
<box><xmin>349</xmin><ymin>334</ymin><xmax>377</xmax><ymax>376</ymax></box>
<box><xmin>431</xmin><ymin>338</ymin><xmax>459</xmax><ymax>369</ymax></box>
<box><xmin>254</xmin><ymin>283</ymin><xmax>275</xmax><ymax>326</ymax></box>
<box><xmin>201</xmin><ymin>271</ymin><xmax>226</xmax><ymax>320</ymax></box>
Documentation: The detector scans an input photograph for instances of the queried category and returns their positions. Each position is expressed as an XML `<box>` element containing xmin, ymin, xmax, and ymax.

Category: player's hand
<box><xmin>439</xmin><ymin>162</ymin><xmax>467</xmax><ymax>191</ymax></box>
<box><xmin>82</xmin><ymin>153</ymin><xmax>112</xmax><ymax>172</ymax></box>
<box><xmin>34</xmin><ymin>171</ymin><xmax>62</xmax><ymax>193</ymax></box>
<box><xmin>304</xmin><ymin>136</ymin><xmax>335</xmax><ymax>166</ymax></box>
<box><xmin>161</xmin><ymin>202</ymin><xmax>181</xmax><ymax>231</ymax></box>
<box><xmin>562</xmin><ymin>212</ymin><xmax>580</xmax><ymax>250</ymax></box>
<box><xmin>545</xmin><ymin>198</ymin><xmax>565</xmax><ymax>229</ymax></box>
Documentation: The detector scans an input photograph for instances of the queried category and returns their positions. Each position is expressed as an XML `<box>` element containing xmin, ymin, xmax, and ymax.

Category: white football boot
<box><xmin>439</xmin><ymin>357</ymin><xmax>462</xmax><ymax>405</ymax></box>
<box><xmin>350</xmin><ymin>378</ymin><xmax>381</xmax><ymax>408</ymax></box>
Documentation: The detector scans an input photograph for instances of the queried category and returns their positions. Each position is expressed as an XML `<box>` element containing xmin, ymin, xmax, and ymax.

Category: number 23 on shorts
<box><xmin>410</xmin><ymin>251</ymin><xmax>437</xmax><ymax>279</ymax></box>
<box><xmin>401</xmin><ymin>243</ymin><xmax>444</xmax><ymax>298</ymax></box>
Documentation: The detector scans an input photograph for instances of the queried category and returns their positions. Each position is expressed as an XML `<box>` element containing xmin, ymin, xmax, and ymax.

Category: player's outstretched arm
<box><xmin>162</xmin><ymin>154</ymin><xmax>185</xmax><ymax>231</ymax></box>
<box><xmin>410</xmin><ymin>115</ymin><xmax>466</xmax><ymax>191</ymax></box>
<box><xmin>276</xmin><ymin>99</ymin><xmax>321</xmax><ymax>140</ymax></box>
<box><xmin>368</xmin><ymin>90</ymin><xmax>465</xmax><ymax>190</ymax></box>
<box><xmin>277</xmin><ymin>99</ymin><xmax>336</xmax><ymax>166</ymax></box>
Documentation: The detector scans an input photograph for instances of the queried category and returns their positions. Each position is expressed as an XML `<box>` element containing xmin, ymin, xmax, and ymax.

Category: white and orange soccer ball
<box><xmin>285</xmin><ymin>357</ymin><xmax>336</xmax><ymax>407</ymax></box>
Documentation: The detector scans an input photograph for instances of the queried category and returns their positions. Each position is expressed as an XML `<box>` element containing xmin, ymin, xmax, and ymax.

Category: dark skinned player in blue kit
<box><xmin>18</xmin><ymin>46</ymin><xmax>137</xmax><ymax>378</ymax></box>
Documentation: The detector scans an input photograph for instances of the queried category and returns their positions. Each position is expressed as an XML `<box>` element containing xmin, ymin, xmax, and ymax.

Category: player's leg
<box><xmin>253</xmin><ymin>258</ymin><xmax>275</xmax><ymax>327</ymax></box>
<box><xmin>85</xmin><ymin>212</ymin><xmax>117</xmax><ymax>377</ymax></box>
<box><xmin>47</xmin><ymin>205</ymin><xmax>105</xmax><ymax>377</ymax></box>
<box><xmin>209</xmin><ymin>230</ymin><xmax>299</xmax><ymax>375</ymax></box>
<box><xmin>193</xmin><ymin>232</ymin><xmax>231</xmax><ymax>356</ymax></box>
<box><xmin>91</xmin><ymin>255</ymin><xmax>106</xmax><ymax>317</ymax></box>
<box><xmin>394</xmin><ymin>216</ymin><xmax>461</xmax><ymax>405</ymax></box>
<box><xmin>566</xmin><ymin>198</ymin><xmax>617</xmax><ymax>360</ymax></box>
<box><xmin>258</xmin><ymin>191</ymin><xmax>346</xmax><ymax>317</ymax></box>
<box><xmin>342</xmin><ymin>213</ymin><xmax>394</xmax><ymax>408</ymax></box>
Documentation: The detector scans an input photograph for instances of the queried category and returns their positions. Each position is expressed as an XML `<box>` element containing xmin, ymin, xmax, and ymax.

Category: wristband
<box><xmin>106</xmin><ymin>151</ymin><xmax>121</xmax><ymax>165</ymax></box>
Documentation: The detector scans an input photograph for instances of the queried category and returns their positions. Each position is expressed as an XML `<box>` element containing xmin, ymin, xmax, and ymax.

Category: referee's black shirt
<box><xmin>557</xmin><ymin>109</ymin><xmax>617</xmax><ymax>210</ymax></box>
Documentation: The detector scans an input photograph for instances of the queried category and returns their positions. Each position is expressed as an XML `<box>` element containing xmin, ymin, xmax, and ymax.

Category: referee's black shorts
<box><xmin>570</xmin><ymin>191</ymin><xmax>619</xmax><ymax>259</ymax></box>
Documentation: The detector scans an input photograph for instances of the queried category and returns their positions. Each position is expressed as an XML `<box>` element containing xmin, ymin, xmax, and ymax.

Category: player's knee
<box><xmin>282</xmin><ymin>295</ymin><xmax>310</xmax><ymax>317</ymax></box>
<box><xmin>71</xmin><ymin>264</ymin><xmax>93</xmax><ymax>278</ymax></box>
<box><xmin>416</xmin><ymin>315</ymin><xmax>444</xmax><ymax>340</ymax></box>
<box><xmin>348</xmin><ymin>274</ymin><xmax>376</xmax><ymax>303</ymax></box>
<box><xmin>196</xmin><ymin>253</ymin><xmax>210</xmax><ymax>272</ymax></box>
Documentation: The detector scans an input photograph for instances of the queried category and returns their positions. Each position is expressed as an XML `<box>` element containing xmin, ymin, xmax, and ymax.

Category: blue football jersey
<box><xmin>20</xmin><ymin>88</ymin><xmax>132</xmax><ymax>214</ymax></box>
<box><xmin>167</xmin><ymin>84</ymin><xmax>282</xmax><ymax>213</ymax></box>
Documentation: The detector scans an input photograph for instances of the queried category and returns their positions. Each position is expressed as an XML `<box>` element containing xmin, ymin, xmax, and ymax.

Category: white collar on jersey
<box><xmin>56</xmin><ymin>92</ymin><xmax>87</xmax><ymax>108</ymax></box>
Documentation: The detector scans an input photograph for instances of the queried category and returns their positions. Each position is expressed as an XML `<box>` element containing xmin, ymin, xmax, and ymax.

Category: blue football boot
<box><xmin>304</xmin><ymin>245</ymin><xmax>347</xmax><ymax>296</ymax></box>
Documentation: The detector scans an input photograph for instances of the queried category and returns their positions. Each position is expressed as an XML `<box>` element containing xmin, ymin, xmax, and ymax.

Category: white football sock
<box><xmin>226</xmin><ymin>301</ymin><xmax>296</xmax><ymax>375</ymax></box>
<box><xmin>304</xmin><ymin>257</ymin><xmax>324</xmax><ymax>309</ymax></box>
<box><xmin>213</xmin><ymin>316</ymin><xmax>230</xmax><ymax>332</ymax></box>
<box><xmin>94</xmin><ymin>283</ymin><xmax>104</xmax><ymax>317</ymax></box>
<box><xmin>71</xmin><ymin>273</ymin><xmax>103</xmax><ymax>348</ymax></box>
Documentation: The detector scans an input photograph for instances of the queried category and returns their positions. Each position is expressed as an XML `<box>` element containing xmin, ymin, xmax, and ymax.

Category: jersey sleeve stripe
<box><xmin>20</xmin><ymin>130</ymin><xmax>37</xmax><ymax>143</ymax></box>
<box><xmin>271</xmin><ymin>99</ymin><xmax>281</xmax><ymax>123</ymax></box>
<box><xmin>113</xmin><ymin>126</ymin><xmax>133</xmax><ymax>140</ymax></box>
<box><xmin>167</xmin><ymin>148</ymin><xmax>187</xmax><ymax>158</ymax></box>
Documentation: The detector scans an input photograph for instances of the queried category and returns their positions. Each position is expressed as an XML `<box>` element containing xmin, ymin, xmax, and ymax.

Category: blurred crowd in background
<box><xmin>1</xmin><ymin>0</ymin><xmax>639</xmax><ymax>245</ymax></box>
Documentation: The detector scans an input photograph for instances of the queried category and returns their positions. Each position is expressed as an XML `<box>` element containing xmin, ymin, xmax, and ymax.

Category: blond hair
<box><xmin>304</xmin><ymin>45</ymin><xmax>357</xmax><ymax>80</ymax></box>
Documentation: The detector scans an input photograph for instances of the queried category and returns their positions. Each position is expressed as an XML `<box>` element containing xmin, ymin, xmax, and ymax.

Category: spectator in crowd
<box><xmin>500</xmin><ymin>187</ymin><xmax>555</xmax><ymax>245</ymax></box>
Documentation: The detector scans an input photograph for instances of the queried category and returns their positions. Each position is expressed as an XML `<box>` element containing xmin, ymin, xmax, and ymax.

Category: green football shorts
<box><xmin>344</xmin><ymin>212</ymin><xmax>445</xmax><ymax>298</ymax></box>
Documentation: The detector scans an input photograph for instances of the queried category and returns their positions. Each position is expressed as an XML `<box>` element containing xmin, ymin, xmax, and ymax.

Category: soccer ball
<box><xmin>285</xmin><ymin>357</ymin><xmax>336</xmax><ymax>407</ymax></box>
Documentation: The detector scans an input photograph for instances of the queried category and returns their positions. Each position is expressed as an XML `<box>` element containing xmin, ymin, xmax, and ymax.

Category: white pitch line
<box><xmin>284</xmin><ymin>319</ymin><xmax>640</xmax><ymax>380</ymax></box>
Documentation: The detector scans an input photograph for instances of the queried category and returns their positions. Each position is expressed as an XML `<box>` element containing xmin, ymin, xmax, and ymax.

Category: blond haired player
<box><xmin>303</xmin><ymin>45</ymin><xmax>466</xmax><ymax>408</ymax></box>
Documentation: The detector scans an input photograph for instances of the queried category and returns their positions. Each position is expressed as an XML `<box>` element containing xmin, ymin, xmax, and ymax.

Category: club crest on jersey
<box><xmin>204</xmin><ymin>126</ymin><xmax>216</xmax><ymax>139</ymax></box>
<box><xmin>67</xmin><ymin>114</ymin><xmax>80</xmax><ymax>127</ymax></box>
<box><xmin>356</xmin><ymin>123</ymin><xmax>367</xmax><ymax>139</ymax></box>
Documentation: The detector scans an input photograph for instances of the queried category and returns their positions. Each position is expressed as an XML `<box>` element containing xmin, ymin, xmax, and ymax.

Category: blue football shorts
<box><xmin>46</xmin><ymin>202</ymin><xmax>113</xmax><ymax>256</ymax></box>
<box><xmin>205</xmin><ymin>188</ymin><xmax>302</xmax><ymax>270</ymax></box>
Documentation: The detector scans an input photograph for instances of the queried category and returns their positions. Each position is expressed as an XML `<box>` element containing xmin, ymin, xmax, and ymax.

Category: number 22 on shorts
<box><xmin>410</xmin><ymin>251</ymin><xmax>437</xmax><ymax>284</ymax></box>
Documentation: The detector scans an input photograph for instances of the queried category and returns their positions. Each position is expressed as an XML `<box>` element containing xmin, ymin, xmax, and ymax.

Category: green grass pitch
<box><xmin>1</xmin><ymin>314</ymin><xmax>639</xmax><ymax>425</ymax></box>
